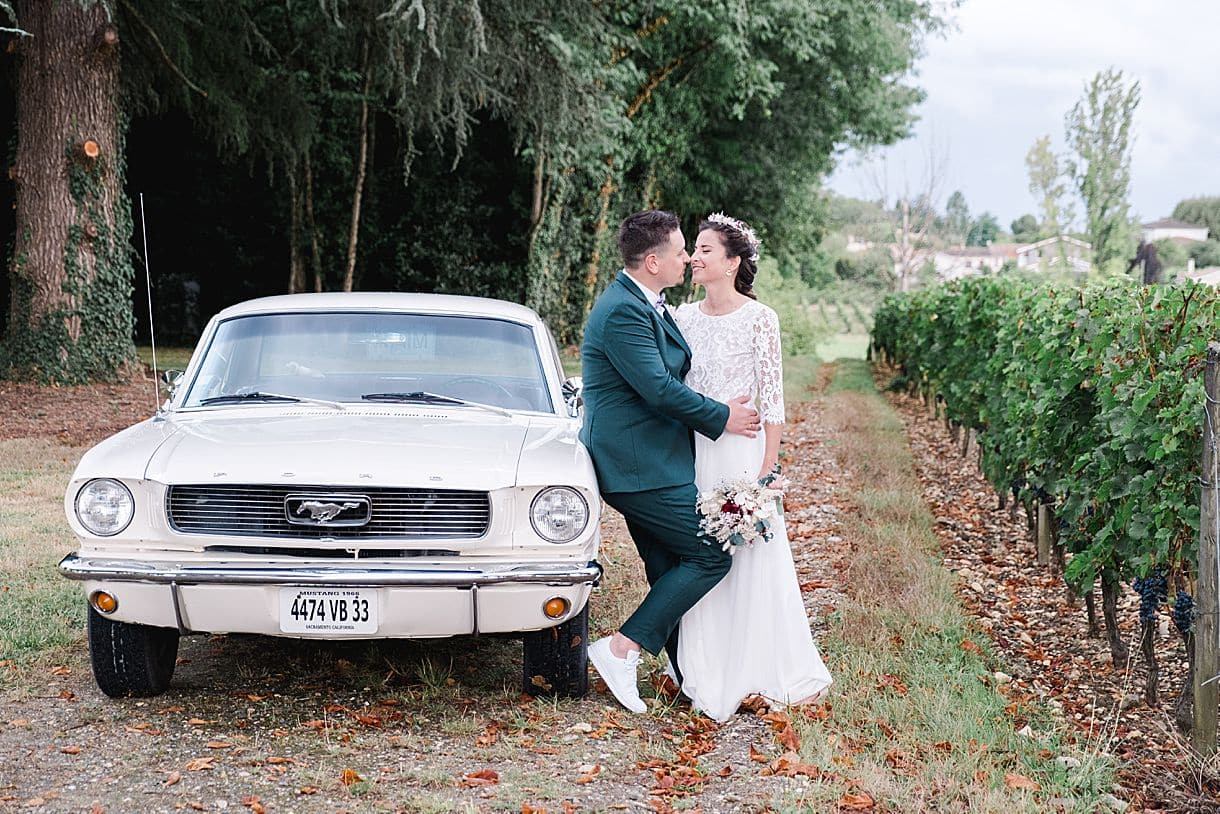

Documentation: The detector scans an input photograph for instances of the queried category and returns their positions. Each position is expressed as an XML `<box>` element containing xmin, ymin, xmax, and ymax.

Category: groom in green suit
<box><xmin>580</xmin><ymin>209</ymin><xmax>760</xmax><ymax>713</ymax></box>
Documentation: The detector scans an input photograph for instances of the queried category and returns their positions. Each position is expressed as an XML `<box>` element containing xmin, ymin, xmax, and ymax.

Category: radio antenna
<box><xmin>138</xmin><ymin>192</ymin><xmax>160</xmax><ymax>414</ymax></box>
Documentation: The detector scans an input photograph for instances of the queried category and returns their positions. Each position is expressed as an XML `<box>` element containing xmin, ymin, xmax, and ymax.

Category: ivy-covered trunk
<box><xmin>4</xmin><ymin>0</ymin><xmax>135</xmax><ymax>383</ymax></box>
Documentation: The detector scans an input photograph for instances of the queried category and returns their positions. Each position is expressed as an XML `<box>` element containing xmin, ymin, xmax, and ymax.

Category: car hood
<box><xmin>141</xmin><ymin>408</ymin><xmax>533</xmax><ymax>490</ymax></box>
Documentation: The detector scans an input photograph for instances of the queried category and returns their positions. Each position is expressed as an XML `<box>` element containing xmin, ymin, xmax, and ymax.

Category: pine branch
<box><xmin>120</xmin><ymin>0</ymin><xmax>208</xmax><ymax>99</ymax></box>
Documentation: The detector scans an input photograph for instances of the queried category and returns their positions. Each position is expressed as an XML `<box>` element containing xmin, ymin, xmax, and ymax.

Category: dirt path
<box><xmin>0</xmin><ymin>392</ymin><xmax>851</xmax><ymax>813</ymax></box>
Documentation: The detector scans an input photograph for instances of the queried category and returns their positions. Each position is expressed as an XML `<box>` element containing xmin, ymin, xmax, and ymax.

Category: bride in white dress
<box><xmin>672</xmin><ymin>213</ymin><xmax>833</xmax><ymax>722</ymax></box>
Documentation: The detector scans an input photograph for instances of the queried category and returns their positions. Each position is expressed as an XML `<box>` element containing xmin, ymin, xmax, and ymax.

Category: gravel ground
<box><xmin>0</xmin><ymin>393</ymin><xmax>849</xmax><ymax>814</ymax></box>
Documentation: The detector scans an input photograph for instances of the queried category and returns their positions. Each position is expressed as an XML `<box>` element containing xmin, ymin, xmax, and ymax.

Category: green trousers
<box><xmin>603</xmin><ymin>483</ymin><xmax>732</xmax><ymax>670</ymax></box>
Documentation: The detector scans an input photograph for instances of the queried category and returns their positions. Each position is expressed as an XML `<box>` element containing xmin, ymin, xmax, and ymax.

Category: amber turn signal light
<box><xmin>90</xmin><ymin>591</ymin><xmax>118</xmax><ymax>614</ymax></box>
<box><xmin>543</xmin><ymin>597</ymin><xmax>570</xmax><ymax>619</ymax></box>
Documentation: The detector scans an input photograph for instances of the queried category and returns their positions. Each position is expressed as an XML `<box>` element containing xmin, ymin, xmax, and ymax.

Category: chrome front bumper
<box><xmin>59</xmin><ymin>554</ymin><xmax>602</xmax><ymax>588</ymax></box>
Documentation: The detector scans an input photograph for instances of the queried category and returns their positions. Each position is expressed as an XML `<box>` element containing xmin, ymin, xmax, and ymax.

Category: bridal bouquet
<box><xmin>696</xmin><ymin>468</ymin><xmax>787</xmax><ymax>554</ymax></box>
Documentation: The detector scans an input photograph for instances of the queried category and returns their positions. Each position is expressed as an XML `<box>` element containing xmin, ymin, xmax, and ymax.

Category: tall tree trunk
<box><xmin>526</xmin><ymin>143</ymin><xmax>546</xmax><ymax>258</ymax></box>
<box><xmin>582</xmin><ymin>156</ymin><xmax>616</xmax><ymax>313</ymax></box>
<box><xmin>5</xmin><ymin>0</ymin><xmax>135</xmax><ymax>383</ymax></box>
<box><xmin>287</xmin><ymin>168</ymin><xmax>305</xmax><ymax>293</ymax></box>
<box><xmin>342</xmin><ymin>43</ymin><xmax>372</xmax><ymax>294</ymax></box>
<box><xmin>304</xmin><ymin>149</ymin><xmax>323</xmax><ymax>293</ymax></box>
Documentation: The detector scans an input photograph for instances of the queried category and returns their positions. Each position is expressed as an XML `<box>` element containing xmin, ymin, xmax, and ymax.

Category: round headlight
<box><xmin>530</xmin><ymin>487</ymin><xmax>589</xmax><ymax>543</ymax></box>
<box><xmin>75</xmin><ymin>479</ymin><xmax>134</xmax><ymax>537</ymax></box>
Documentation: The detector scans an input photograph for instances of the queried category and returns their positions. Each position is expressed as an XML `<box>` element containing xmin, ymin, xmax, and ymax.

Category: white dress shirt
<box><xmin>623</xmin><ymin>270</ymin><xmax>667</xmax><ymax>314</ymax></box>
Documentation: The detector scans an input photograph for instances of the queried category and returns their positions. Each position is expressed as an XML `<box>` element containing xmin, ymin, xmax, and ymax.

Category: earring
<box><xmin>724</xmin><ymin>270</ymin><xmax>732</xmax><ymax>277</ymax></box>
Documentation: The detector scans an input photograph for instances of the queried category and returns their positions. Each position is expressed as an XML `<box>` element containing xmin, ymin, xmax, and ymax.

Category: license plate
<box><xmin>278</xmin><ymin>588</ymin><xmax>377</xmax><ymax>634</ymax></box>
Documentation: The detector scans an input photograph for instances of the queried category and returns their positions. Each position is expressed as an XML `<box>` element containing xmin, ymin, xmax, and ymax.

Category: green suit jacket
<box><xmin>579</xmin><ymin>271</ymin><xmax>730</xmax><ymax>493</ymax></box>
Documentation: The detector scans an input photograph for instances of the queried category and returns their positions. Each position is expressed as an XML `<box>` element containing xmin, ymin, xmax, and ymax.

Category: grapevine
<box><xmin>873</xmin><ymin>277</ymin><xmax>1213</xmax><ymax>690</ymax></box>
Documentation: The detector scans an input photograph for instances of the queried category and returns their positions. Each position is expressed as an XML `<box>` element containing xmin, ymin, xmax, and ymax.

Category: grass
<box><xmin>776</xmin><ymin>359</ymin><xmax>1117</xmax><ymax>812</ymax></box>
<box><xmin>816</xmin><ymin>332</ymin><xmax>870</xmax><ymax>362</ymax></box>
<box><xmin>0</xmin><ymin>439</ymin><xmax>86</xmax><ymax>669</ymax></box>
<box><xmin>136</xmin><ymin>344</ymin><xmax>194</xmax><ymax>373</ymax></box>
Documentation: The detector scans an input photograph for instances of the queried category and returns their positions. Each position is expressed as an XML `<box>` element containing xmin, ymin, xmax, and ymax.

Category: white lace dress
<box><xmin>673</xmin><ymin>298</ymin><xmax>833</xmax><ymax>722</ymax></box>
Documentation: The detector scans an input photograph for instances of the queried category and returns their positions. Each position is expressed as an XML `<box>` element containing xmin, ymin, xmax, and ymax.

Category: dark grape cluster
<box><xmin>1132</xmin><ymin>569</ymin><xmax>1168</xmax><ymax>624</ymax></box>
<box><xmin>1173</xmin><ymin>591</ymin><xmax>1195</xmax><ymax>636</ymax></box>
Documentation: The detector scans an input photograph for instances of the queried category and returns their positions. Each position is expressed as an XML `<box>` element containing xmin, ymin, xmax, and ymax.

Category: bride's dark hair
<box><xmin>698</xmin><ymin>217</ymin><xmax>759</xmax><ymax>300</ymax></box>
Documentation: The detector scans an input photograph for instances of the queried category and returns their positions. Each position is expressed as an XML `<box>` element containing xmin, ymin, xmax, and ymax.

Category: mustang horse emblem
<box><xmin>296</xmin><ymin>500</ymin><xmax>361</xmax><ymax>523</ymax></box>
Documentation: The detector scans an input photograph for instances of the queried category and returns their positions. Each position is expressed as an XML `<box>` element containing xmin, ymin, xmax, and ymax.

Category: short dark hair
<box><xmin>616</xmin><ymin>210</ymin><xmax>680</xmax><ymax>268</ymax></box>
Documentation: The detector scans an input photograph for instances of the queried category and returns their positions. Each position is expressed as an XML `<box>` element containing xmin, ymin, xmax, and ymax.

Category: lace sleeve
<box><xmin>753</xmin><ymin>305</ymin><xmax>785</xmax><ymax>424</ymax></box>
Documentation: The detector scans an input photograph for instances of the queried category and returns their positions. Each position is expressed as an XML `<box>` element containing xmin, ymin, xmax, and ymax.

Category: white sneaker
<box><xmin>588</xmin><ymin>638</ymin><xmax>646</xmax><ymax>713</ymax></box>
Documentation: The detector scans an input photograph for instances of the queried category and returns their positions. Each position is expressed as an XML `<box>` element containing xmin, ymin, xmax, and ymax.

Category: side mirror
<box><xmin>161</xmin><ymin>369</ymin><xmax>184</xmax><ymax>398</ymax></box>
<box><xmin>562</xmin><ymin>376</ymin><xmax>583</xmax><ymax>419</ymax></box>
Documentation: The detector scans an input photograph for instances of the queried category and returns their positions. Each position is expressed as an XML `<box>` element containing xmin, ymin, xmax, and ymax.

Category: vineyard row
<box><xmin>871</xmin><ymin>277</ymin><xmax>1220</xmax><ymax>726</ymax></box>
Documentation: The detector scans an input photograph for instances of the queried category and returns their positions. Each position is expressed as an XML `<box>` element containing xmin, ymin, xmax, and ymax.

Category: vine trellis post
<box><xmin>1194</xmin><ymin>342</ymin><xmax>1220</xmax><ymax>754</ymax></box>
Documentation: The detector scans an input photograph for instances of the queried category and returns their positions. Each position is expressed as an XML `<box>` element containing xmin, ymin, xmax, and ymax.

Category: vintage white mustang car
<box><xmin>60</xmin><ymin>293</ymin><xmax>599</xmax><ymax>698</ymax></box>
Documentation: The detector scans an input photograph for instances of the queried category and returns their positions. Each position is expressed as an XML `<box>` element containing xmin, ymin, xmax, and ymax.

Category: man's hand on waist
<box><xmin>725</xmin><ymin>395</ymin><xmax>760</xmax><ymax>438</ymax></box>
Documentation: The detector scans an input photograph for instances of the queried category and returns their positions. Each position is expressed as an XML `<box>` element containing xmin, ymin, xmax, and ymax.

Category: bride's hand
<box><xmin>757</xmin><ymin>461</ymin><xmax>782</xmax><ymax>487</ymax></box>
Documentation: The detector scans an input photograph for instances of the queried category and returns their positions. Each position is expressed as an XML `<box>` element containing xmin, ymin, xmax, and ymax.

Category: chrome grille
<box><xmin>167</xmin><ymin>485</ymin><xmax>490</xmax><ymax>539</ymax></box>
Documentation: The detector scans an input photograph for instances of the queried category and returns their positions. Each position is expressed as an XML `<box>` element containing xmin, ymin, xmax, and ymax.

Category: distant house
<box><xmin>843</xmin><ymin>234</ymin><xmax>876</xmax><ymax>254</ymax></box>
<box><xmin>1015</xmin><ymin>235</ymin><xmax>1091</xmax><ymax>275</ymax></box>
<box><xmin>1142</xmin><ymin>218</ymin><xmax>1209</xmax><ymax>244</ymax></box>
<box><xmin>1180</xmin><ymin>264</ymin><xmax>1220</xmax><ymax>287</ymax></box>
<box><xmin>932</xmin><ymin>244</ymin><xmax>1018</xmax><ymax>280</ymax></box>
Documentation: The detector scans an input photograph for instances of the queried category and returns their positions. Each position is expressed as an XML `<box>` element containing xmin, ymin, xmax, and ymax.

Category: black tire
<box><xmin>87</xmin><ymin>606</ymin><xmax>179</xmax><ymax>698</ymax></box>
<box><xmin>521</xmin><ymin>601</ymin><xmax>589</xmax><ymax>698</ymax></box>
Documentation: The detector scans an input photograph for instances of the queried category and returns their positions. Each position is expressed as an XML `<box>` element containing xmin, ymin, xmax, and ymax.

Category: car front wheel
<box><xmin>521</xmin><ymin>602</ymin><xmax>589</xmax><ymax>698</ymax></box>
<box><xmin>87</xmin><ymin>606</ymin><xmax>179</xmax><ymax>698</ymax></box>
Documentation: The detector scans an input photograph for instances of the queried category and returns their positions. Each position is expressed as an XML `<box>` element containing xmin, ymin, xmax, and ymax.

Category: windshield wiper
<box><xmin>363</xmin><ymin>391</ymin><xmax>462</xmax><ymax>405</ymax></box>
<box><xmin>361</xmin><ymin>391</ymin><xmax>511</xmax><ymax>417</ymax></box>
<box><xmin>200</xmin><ymin>391</ymin><xmax>344</xmax><ymax>410</ymax></box>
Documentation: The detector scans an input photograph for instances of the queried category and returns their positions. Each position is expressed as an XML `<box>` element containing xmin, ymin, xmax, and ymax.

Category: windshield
<box><xmin>181</xmin><ymin>311</ymin><xmax>553</xmax><ymax>412</ymax></box>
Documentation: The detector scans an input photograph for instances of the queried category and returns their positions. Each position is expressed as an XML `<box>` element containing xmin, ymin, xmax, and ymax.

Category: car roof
<box><xmin>213</xmin><ymin>292</ymin><xmax>544</xmax><ymax>325</ymax></box>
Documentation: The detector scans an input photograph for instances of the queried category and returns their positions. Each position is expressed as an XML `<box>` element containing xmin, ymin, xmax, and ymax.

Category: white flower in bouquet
<box><xmin>697</xmin><ymin>472</ymin><xmax>786</xmax><ymax>554</ymax></box>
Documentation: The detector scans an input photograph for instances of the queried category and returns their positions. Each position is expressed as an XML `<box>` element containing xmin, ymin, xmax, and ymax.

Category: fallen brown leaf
<box><xmin>185</xmin><ymin>757</ymin><xmax>216</xmax><ymax>771</ymax></box>
<box><xmin>340</xmin><ymin>768</ymin><xmax>363</xmax><ymax>786</ymax></box>
<box><xmin>1003</xmin><ymin>772</ymin><xmax>1040</xmax><ymax>792</ymax></box>
<box><xmin>59</xmin><ymin>745</ymin><xmax>81</xmax><ymax>755</ymax></box>
<box><xmin>460</xmin><ymin>769</ymin><xmax>500</xmax><ymax>787</ymax></box>
<box><xmin>960</xmin><ymin>639</ymin><xmax>983</xmax><ymax>656</ymax></box>
<box><xmin>839</xmin><ymin>791</ymin><xmax>875</xmax><ymax>810</ymax></box>
<box><xmin>475</xmin><ymin>722</ymin><xmax>501</xmax><ymax>747</ymax></box>
<box><xmin>164</xmin><ymin>771</ymin><xmax>181</xmax><ymax>786</ymax></box>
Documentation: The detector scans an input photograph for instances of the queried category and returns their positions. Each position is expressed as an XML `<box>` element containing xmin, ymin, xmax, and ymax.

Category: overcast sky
<box><xmin>826</xmin><ymin>0</ymin><xmax>1220</xmax><ymax>230</ymax></box>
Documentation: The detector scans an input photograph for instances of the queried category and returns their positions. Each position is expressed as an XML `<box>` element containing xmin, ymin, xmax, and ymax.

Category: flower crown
<box><xmin>707</xmin><ymin>212</ymin><xmax>761</xmax><ymax>263</ymax></box>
